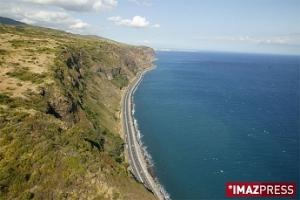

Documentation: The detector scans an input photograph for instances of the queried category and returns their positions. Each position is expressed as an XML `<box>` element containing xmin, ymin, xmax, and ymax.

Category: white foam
<box><xmin>130</xmin><ymin>70</ymin><xmax>171</xmax><ymax>200</ymax></box>
<box><xmin>132</xmin><ymin>115</ymin><xmax>171</xmax><ymax>199</ymax></box>
<box><xmin>132</xmin><ymin>103</ymin><xmax>135</xmax><ymax>115</ymax></box>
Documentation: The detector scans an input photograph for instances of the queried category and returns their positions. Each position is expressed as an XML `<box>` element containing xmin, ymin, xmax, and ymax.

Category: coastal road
<box><xmin>122</xmin><ymin>67</ymin><xmax>166</xmax><ymax>200</ymax></box>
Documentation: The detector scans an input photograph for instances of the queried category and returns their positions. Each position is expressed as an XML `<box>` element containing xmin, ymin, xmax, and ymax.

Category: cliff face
<box><xmin>0</xmin><ymin>23</ymin><xmax>156</xmax><ymax>199</ymax></box>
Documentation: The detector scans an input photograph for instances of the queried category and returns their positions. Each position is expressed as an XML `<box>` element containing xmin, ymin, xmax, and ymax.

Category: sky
<box><xmin>0</xmin><ymin>0</ymin><xmax>300</xmax><ymax>55</ymax></box>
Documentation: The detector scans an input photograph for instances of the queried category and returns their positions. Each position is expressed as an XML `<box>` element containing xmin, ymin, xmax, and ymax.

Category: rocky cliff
<box><xmin>0</xmin><ymin>21</ymin><xmax>156</xmax><ymax>200</ymax></box>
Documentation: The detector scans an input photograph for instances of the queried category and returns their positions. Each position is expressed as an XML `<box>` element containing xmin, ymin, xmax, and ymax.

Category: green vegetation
<box><xmin>6</xmin><ymin>68</ymin><xmax>47</xmax><ymax>84</ymax></box>
<box><xmin>0</xmin><ymin>49</ymin><xmax>8</xmax><ymax>55</ymax></box>
<box><xmin>0</xmin><ymin>22</ymin><xmax>155</xmax><ymax>200</ymax></box>
<box><xmin>112</xmin><ymin>74</ymin><xmax>129</xmax><ymax>89</ymax></box>
<box><xmin>0</xmin><ymin>93</ymin><xmax>11</xmax><ymax>104</ymax></box>
<box><xmin>9</xmin><ymin>39</ymin><xmax>37</xmax><ymax>48</ymax></box>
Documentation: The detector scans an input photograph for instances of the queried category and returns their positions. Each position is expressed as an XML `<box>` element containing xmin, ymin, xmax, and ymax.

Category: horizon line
<box><xmin>154</xmin><ymin>48</ymin><xmax>300</xmax><ymax>56</ymax></box>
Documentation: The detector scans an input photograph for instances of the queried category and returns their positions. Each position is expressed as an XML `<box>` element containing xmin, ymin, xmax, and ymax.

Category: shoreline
<box><xmin>121</xmin><ymin>64</ymin><xmax>169</xmax><ymax>200</ymax></box>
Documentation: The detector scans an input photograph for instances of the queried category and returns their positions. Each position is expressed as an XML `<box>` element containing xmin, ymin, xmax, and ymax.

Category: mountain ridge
<box><xmin>0</xmin><ymin>17</ymin><xmax>156</xmax><ymax>200</ymax></box>
<box><xmin>0</xmin><ymin>17</ymin><xmax>27</xmax><ymax>26</ymax></box>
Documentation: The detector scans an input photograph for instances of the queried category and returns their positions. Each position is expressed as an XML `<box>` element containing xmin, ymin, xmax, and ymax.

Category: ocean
<box><xmin>133</xmin><ymin>51</ymin><xmax>300</xmax><ymax>199</ymax></box>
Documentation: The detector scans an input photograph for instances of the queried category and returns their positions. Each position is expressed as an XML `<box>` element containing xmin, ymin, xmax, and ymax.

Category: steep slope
<box><xmin>0</xmin><ymin>22</ymin><xmax>156</xmax><ymax>200</ymax></box>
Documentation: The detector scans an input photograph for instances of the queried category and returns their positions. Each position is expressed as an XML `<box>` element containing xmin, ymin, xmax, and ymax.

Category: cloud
<box><xmin>152</xmin><ymin>24</ymin><xmax>160</xmax><ymax>28</ymax></box>
<box><xmin>194</xmin><ymin>34</ymin><xmax>300</xmax><ymax>46</ymax></box>
<box><xmin>108</xmin><ymin>16</ymin><xmax>148</xmax><ymax>28</ymax></box>
<box><xmin>141</xmin><ymin>40</ymin><xmax>150</xmax><ymax>45</ymax></box>
<box><xmin>22</xmin><ymin>0</ymin><xmax>118</xmax><ymax>12</ymax></box>
<box><xmin>128</xmin><ymin>0</ymin><xmax>152</xmax><ymax>6</ymax></box>
<box><xmin>257</xmin><ymin>34</ymin><xmax>300</xmax><ymax>46</ymax></box>
<box><xmin>0</xmin><ymin>3</ymin><xmax>90</xmax><ymax>31</ymax></box>
<box><xmin>69</xmin><ymin>21</ymin><xmax>89</xmax><ymax>29</ymax></box>
<box><xmin>108</xmin><ymin>15</ymin><xmax>159</xmax><ymax>28</ymax></box>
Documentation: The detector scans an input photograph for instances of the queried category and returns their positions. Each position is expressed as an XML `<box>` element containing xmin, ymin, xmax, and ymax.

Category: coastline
<box><xmin>121</xmin><ymin>64</ymin><xmax>169</xmax><ymax>200</ymax></box>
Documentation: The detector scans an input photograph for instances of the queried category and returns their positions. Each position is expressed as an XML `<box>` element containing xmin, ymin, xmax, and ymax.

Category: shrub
<box><xmin>6</xmin><ymin>69</ymin><xmax>47</xmax><ymax>84</ymax></box>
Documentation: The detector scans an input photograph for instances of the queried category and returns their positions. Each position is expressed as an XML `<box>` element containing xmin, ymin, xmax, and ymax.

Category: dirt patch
<box><xmin>0</xmin><ymin>32</ymin><xmax>56</xmax><ymax>98</ymax></box>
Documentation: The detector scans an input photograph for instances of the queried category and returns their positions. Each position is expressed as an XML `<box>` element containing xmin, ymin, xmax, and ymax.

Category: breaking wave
<box><xmin>130</xmin><ymin>69</ymin><xmax>171</xmax><ymax>200</ymax></box>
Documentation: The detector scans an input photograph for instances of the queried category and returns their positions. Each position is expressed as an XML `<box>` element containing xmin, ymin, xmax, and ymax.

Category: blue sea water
<box><xmin>133</xmin><ymin>51</ymin><xmax>300</xmax><ymax>200</ymax></box>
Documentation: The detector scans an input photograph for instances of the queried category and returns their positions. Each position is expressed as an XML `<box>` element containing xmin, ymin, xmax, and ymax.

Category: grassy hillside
<box><xmin>0</xmin><ymin>22</ymin><xmax>156</xmax><ymax>200</ymax></box>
